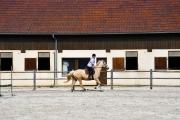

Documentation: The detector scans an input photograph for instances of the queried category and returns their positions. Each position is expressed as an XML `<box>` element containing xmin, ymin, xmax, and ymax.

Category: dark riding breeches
<box><xmin>87</xmin><ymin>66</ymin><xmax>94</xmax><ymax>78</ymax></box>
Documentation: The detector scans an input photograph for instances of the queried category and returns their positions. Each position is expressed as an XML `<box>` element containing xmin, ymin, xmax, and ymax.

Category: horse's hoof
<box><xmin>82</xmin><ymin>89</ymin><xmax>87</xmax><ymax>92</ymax></box>
<box><xmin>71</xmin><ymin>89</ymin><xmax>74</xmax><ymax>92</ymax></box>
<box><xmin>99</xmin><ymin>89</ymin><xmax>104</xmax><ymax>92</ymax></box>
<box><xmin>94</xmin><ymin>86</ymin><xmax>97</xmax><ymax>89</ymax></box>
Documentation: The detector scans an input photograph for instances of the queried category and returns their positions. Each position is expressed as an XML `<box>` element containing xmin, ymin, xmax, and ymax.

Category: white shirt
<box><xmin>87</xmin><ymin>57</ymin><xmax>96</xmax><ymax>67</ymax></box>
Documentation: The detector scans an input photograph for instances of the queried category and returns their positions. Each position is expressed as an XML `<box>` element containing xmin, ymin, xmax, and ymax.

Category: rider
<box><xmin>87</xmin><ymin>54</ymin><xmax>96</xmax><ymax>80</ymax></box>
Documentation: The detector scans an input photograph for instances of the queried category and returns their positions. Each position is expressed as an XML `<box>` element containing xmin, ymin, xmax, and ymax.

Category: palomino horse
<box><xmin>65</xmin><ymin>60</ymin><xmax>108</xmax><ymax>92</ymax></box>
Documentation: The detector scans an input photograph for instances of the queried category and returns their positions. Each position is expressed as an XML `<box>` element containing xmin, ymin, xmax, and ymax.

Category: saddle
<box><xmin>85</xmin><ymin>68</ymin><xmax>89</xmax><ymax>74</ymax></box>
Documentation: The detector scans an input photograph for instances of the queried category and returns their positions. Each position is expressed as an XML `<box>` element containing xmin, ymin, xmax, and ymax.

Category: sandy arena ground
<box><xmin>0</xmin><ymin>86</ymin><xmax>180</xmax><ymax>120</ymax></box>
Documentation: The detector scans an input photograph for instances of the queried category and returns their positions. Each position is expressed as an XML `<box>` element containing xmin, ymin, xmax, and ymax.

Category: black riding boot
<box><xmin>88</xmin><ymin>75</ymin><xmax>91</xmax><ymax>80</ymax></box>
<box><xmin>91</xmin><ymin>75</ymin><xmax>94</xmax><ymax>80</ymax></box>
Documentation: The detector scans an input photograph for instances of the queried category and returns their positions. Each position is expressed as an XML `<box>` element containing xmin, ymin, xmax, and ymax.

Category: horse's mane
<box><xmin>95</xmin><ymin>60</ymin><xmax>103</xmax><ymax>67</ymax></box>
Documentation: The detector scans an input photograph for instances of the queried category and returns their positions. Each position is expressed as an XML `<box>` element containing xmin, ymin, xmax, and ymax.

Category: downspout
<box><xmin>52</xmin><ymin>34</ymin><xmax>58</xmax><ymax>86</ymax></box>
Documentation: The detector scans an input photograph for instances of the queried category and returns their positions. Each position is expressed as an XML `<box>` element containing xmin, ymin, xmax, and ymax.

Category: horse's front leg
<box><xmin>94</xmin><ymin>81</ymin><xmax>98</xmax><ymax>89</ymax></box>
<box><xmin>94</xmin><ymin>78</ymin><xmax>102</xmax><ymax>90</ymax></box>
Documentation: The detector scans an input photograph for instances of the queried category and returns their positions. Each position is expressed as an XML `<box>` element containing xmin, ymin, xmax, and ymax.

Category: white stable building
<box><xmin>0</xmin><ymin>1</ymin><xmax>180</xmax><ymax>86</ymax></box>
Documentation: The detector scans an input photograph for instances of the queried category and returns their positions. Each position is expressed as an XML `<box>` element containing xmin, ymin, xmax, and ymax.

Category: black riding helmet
<box><xmin>92</xmin><ymin>54</ymin><xmax>96</xmax><ymax>57</ymax></box>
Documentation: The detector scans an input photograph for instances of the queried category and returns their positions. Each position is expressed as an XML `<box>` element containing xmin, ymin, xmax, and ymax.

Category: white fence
<box><xmin>0</xmin><ymin>69</ymin><xmax>180</xmax><ymax>94</ymax></box>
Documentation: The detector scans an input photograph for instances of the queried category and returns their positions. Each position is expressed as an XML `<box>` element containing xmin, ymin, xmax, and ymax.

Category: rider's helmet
<box><xmin>92</xmin><ymin>54</ymin><xmax>96</xmax><ymax>57</ymax></box>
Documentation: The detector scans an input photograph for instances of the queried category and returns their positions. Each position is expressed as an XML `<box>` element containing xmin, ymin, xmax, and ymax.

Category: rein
<box><xmin>94</xmin><ymin>60</ymin><xmax>108</xmax><ymax>69</ymax></box>
<box><xmin>94</xmin><ymin>67</ymin><xmax>106</xmax><ymax>68</ymax></box>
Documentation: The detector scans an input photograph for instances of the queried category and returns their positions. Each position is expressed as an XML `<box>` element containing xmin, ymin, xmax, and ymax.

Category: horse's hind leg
<box><xmin>71</xmin><ymin>79</ymin><xmax>76</xmax><ymax>92</ymax></box>
<box><xmin>78</xmin><ymin>80</ymin><xmax>86</xmax><ymax>91</ymax></box>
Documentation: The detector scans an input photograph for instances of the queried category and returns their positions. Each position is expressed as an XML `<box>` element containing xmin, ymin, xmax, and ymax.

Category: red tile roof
<box><xmin>0</xmin><ymin>0</ymin><xmax>180</xmax><ymax>33</ymax></box>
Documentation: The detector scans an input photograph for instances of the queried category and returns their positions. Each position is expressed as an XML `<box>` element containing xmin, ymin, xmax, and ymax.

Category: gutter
<box><xmin>0</xmin><ymin>31</ymin><xmax>180</xmax><ymax>36</ymax></box>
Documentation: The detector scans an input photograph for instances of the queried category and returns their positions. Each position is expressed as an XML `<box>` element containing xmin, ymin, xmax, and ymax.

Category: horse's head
<box><xmin>96</xmin><ymin>60</ymin><xmax>109</xmax><ymax>70</ymax></box>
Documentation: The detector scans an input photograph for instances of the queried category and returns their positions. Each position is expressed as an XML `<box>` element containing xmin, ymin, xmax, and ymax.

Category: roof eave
<box><xmin>0</xmin><ymin>31</ymin><xmax>180</xmax><ymax>35</ymax></box>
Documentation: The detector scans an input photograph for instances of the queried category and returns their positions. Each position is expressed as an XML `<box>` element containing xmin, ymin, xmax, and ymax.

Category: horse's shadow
<box><xmin>71</xmin><ymin>89</ymin><xmax>104</xmax><ymax>92</ymax></box>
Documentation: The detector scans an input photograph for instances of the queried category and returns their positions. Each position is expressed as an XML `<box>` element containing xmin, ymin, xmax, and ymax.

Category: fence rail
<box><xmin>107</xmin><ymin>69</ymin><xmax>180</xmax><ymax>90</ymax></box>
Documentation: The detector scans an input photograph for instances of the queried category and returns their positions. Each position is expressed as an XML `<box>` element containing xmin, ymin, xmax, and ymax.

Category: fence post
<box><xmin>54</xmin><ymin>70</ymin><xmax>56</xmax><ymax>87</ymax></box>
<box><xmin>11</xmin><ymin>66</ymin><xmax>13</xmax><ymax>96</ymax></box>
<box><xmin>150</xmin><ymin>69</ymin><xmax>153</xmax><ymax>89</ymax></box>
<box><xmin>111</xmin><ymin>69</ymin><xmax>113</xmax><ymax>90</ymax></box>
<box><xmin>0</xmin><ymin>71</ymin><xmax>1</xmax><ymax>96</ymax></box>
<box><xmin>53</xmin><ymin>52</ymin><xmax>56</xmax><ymax>87</ymax></box>
<box><xmin>33</xmin><ymin>70</ymin><xmax>36</xmax><ymax>91</ymax></box>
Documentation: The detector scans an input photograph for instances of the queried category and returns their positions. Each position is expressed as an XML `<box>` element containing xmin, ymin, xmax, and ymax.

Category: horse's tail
<box><xmin>64</xmin><ymin>70</ymin><xmax>74</xmax><ymax>83</ymax></box>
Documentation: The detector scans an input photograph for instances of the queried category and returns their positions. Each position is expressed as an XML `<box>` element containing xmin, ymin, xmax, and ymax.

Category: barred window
<box><xmin>0</xmin><ymin>52</ymin><xmax>13</xmax><ymax>71</ymax></box>
<box><xmin>126</xmin><ymin>51</ymin><xmax>138</xmax><ymax>70</ymax></box>
<box><xmin>168</xmin><ymin>51</ymin><xmax>180</xmax><ymax>70</ymax></box>
<box><xmin>38</xmin><ymin>52</ymin><xmax>50</xmax><ymax>70</ymax></box>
